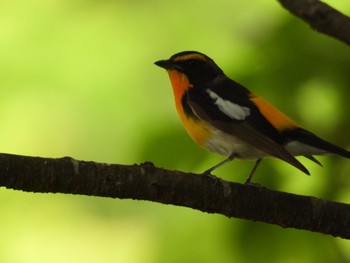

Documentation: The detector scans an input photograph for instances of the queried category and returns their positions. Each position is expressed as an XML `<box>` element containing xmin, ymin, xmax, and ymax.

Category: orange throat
<box><xmin>167</xmin><ymin>70</ymin><xmax>192</xmax><ymax>112</ymax></box>
<box><xmin>166</xmin><ymin>69</ymin><xmax>212</xmax><ymax>147</ymax></box>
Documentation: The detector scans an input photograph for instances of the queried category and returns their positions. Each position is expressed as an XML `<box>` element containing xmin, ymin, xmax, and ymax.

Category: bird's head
<box><xmin>155</xmin><ymin>51</ymin><xmax>223</xmax><ymax>85</ymax></box>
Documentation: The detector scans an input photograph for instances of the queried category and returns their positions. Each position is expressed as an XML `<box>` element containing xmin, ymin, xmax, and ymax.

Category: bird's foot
<box><xmin>203</xmin><ymin>170</ymin><xmax>220</xmax><ymax>183</ymax></box>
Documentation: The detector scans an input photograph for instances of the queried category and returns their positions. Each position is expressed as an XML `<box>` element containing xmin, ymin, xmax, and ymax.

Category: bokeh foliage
<box><xmin>0</xmin><ymin>0</ymin><xmax>349</xmax><ymax>262</ymax></box>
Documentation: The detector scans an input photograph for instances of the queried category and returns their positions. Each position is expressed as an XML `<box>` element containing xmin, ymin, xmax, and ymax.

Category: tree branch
<box><xmin>0</xmin><ymin>153</ymin><xmax>349</xmax><ymax>239</ymax></box>
<box><xmin>278</xmin><ymin>0</ymin><xmax>350</xmax><ymax>46</ymax></box>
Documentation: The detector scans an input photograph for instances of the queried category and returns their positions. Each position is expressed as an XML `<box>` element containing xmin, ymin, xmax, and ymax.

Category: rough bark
<box><xmin>278</xmin><ymin>0</ymin><xmax>350</xmax><ymax>46</ymax></box>
<box><xmin>0</xmin><ymin>153</ymin><xmax>349</xmax><ymax>239</ymax></box>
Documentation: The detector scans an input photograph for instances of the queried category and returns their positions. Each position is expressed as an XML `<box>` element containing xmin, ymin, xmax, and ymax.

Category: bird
<box><xmin>154</xmin><ymin>51</ymin><xmax>350</xmax><ymax>184</ymax></box>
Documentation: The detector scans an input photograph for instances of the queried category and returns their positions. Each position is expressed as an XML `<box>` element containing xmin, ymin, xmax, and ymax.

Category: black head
<box><xmin>155</xmin><ymin>51</ymin><xmax>224</xmax><ymax>84</ymax></box>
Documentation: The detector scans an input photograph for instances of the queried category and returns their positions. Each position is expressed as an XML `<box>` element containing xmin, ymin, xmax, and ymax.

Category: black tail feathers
<box><xmin>284</xmin><ymin>128</ymin><xmax>350</xmax><ymax>158</ymax></box>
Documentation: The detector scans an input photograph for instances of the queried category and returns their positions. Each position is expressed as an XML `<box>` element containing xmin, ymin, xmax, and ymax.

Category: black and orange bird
<box><xmin>155</xmin><ymin>51</ymin><xmax>350</xmax><ymax>183</ymax></box>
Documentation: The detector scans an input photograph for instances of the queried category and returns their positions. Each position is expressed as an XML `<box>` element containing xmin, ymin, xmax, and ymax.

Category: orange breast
<box><xmin>167</xmin><ymin>70</ymin><xmax>212</xmax><ymax>147</ymax></box>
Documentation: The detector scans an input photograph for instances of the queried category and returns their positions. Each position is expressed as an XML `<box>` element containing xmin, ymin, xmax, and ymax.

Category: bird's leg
<box><xmin>244</xmin><ymin>158</ymin><xmax>263</xmax><ymax>184</ymax></box>
<box><xmin>204</xmin><ymin>153</ymin><xmax>237</xmax><ymax>175</ymax></box>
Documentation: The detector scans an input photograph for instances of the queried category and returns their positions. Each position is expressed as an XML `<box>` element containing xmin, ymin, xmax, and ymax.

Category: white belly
<box><xmin>204</xmin><ymin>129</ymin><xmax>268</xmax><ymax>160</ymax></box>
<box><xmin>204</xmin><ymin>131</ymin><xmax>329</xmax><ymax>161</ymax></box>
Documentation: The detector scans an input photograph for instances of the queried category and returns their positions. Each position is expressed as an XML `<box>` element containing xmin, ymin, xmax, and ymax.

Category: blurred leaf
<box><xmin>0</xmin><ymin>0</ymin><xmax>349</xmax><ymax>262</ymax></box>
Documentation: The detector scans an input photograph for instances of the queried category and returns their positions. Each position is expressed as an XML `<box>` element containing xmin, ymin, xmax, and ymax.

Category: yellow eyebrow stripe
<box><xmin>173</xmin><ymin>53</ymin><xmax>207</xmax><ymax>62</ymax></box>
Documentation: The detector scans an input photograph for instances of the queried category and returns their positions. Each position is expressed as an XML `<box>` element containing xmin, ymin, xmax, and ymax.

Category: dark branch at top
<box><xmin>0</xmin><ymin>153</ymin><xmax>349</xmax><ymax>239</ymax></box>
<box><xmin>278</xmin><ymin>0</ymin><xmax>350</xmax><ymax>46</ymax></box>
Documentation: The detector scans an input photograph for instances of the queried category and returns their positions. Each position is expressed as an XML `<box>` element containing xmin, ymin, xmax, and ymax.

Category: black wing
<box><xmin>185</xmin><ymin>79</ymin><xmax>309</xmax><ymax>174</ymax></box>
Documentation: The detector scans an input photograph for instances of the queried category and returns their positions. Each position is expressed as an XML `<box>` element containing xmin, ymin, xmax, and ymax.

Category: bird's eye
<box><xmin>187</xmin><ymin>59</ymin><xmax>199</xmax><ymax>67</ymax></box>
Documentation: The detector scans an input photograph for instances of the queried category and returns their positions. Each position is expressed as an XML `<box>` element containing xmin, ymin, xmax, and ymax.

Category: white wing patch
<box><xmin>207</xmin><ymin>89</ymin><xmax>250</xmax><ymax>120</ymax></box>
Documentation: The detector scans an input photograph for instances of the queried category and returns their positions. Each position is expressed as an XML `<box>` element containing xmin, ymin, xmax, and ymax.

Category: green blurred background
<box><xmin>0</xmin><ymin>0</ymin><xmax>350</xmax><ymax>262</ymax></box>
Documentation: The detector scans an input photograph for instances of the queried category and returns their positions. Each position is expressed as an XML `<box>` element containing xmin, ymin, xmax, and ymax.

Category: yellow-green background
<box><xmin>0</xmin><ymin>0</ymin><xmax>349</xmax><ymax>262</ymax></box>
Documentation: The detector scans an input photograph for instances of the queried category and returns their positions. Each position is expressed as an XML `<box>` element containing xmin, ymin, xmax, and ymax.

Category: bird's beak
<box><xmin>154</xmin><ymin>59</ymin><xmax>172</xmax><ymax>69</ymax></box>
<box><xmin>155</xmin><ymin>59</ymin><xmax>183</xmax><ymax>71</ymax></box>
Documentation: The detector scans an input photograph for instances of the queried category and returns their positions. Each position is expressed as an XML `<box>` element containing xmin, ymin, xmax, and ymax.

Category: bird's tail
<box><xmin>284</xmin><ymin>128</ymin><xmax>350</xmax><ymax>158</ymax></box>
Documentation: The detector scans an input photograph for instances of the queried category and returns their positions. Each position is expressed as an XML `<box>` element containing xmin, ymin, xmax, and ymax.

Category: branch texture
<box><xmin>0</xmin><ymin>153</ymin><xmax>349</xmax><ymax>239</ymax></box>
<box><xmin>278</xmin><ymin>0</ymin><xmax>350</xmax><ymax>46</ymax></box>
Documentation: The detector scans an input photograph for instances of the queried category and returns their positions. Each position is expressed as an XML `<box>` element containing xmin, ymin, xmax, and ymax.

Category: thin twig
<box><xmin>278</xmin><ymin>0</ymin><xmax>350</xmax><ymax>46</ymax></box>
